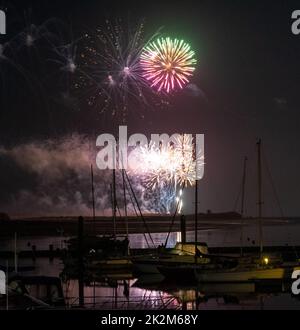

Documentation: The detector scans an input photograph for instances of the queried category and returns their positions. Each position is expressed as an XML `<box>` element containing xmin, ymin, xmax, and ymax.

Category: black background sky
<box><xmin>0</xmin><ymin>0</ymin><xmax>300</xmax><ymax>217</ymax></box>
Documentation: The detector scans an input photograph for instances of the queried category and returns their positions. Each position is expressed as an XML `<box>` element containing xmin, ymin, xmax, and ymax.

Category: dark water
<box><xmin>1</xmin><ymin>257</ymin><xmax>299</xmax><ymax>310</ymax></box>
<box><xmin>1</xmin><ymin>221</ymin><xmax>300</xmax><ymax>251</ymax></box>
<box><xmin>1</xmin><ymin>228</ymin><xmax>300</xmax><ymax>310</ymax></box>
<box><xmin>2</xmin><ymin>257</ymin><xmax>300</xmax><ymax>310</ymax></box>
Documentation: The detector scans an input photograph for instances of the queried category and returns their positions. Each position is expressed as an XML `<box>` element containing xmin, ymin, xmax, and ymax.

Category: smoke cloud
<box><xmin>0</xmin><ymin>135</ymin><xmax>161</xmax><ymax>217</ymax></box>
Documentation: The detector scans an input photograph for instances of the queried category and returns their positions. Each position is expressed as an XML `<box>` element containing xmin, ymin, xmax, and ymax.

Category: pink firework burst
<box><xmin>140</xmin><ymin>37</ymin><xmax>197</xmax><ymax>93</ymax></box>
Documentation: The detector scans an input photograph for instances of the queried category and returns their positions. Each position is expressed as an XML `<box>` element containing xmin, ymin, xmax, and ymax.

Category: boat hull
<box><xmin>196</xmin><ymin>266</ymin><xmax>300</xmax><ymax>283</ymax></box>
<box><xmin>132</xmin><ymin>255</ymin><xmax>210</xmax><ymax>275</ymax></box>
<box><xmin>158</xmin><ymin>265</ymin><xmax>300</xmax><ymax>283</ymax></box>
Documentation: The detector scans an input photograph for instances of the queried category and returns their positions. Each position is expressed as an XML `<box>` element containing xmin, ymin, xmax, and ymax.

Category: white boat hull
<box><xmin>195</xmin><ymin>266</ymin><xmax>300</xmax><ymax>283</ymax></box>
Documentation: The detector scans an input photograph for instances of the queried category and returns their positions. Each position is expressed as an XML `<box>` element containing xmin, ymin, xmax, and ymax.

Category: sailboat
<box><xmin>158</xmin><ymin>258</ymin><xmax>300</xmax><ymax>283</ymax></box>
<box><xmin>62</xmin><ymin>166</ymin><xmax>132</xmax><ymax>282</ymax></box>
<box><xmin>132</xmin><ymin>242</ymin><xmax>211</xmax><ymax>274</ymax></box>
<box><xmin>157</xmin><ymin>140</ymin><xmax>300</xmax><ymax>283</ymax></box>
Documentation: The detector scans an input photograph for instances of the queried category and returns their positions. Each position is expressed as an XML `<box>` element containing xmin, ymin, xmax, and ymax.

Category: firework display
<box><xmin>176</xmin><ymin>188</ymin><xmax>183</xmax><ymax>214</ymax></box>
<box><xmin>132</xmin><ymin>134</ymin><xmax>202</xmax><ymax>189</ymax></box>
<box><xmin>140</xmin><ymin>37</ymin><xmax>196</xmax><ymax>93</ymax></box>
<box><xmin>0</xmin><ymin>11</ymin><xmax>199</xmax><ymax>215</ymax></box>
<box><xmin>75</xmin><ymin>20</ymin><xmax>168</xmax><ymax>119</ymax></box>
<box><xmin>128</xmin><ymin>134</ymin><xmax>204</xmax><ymax>213</ymax></box>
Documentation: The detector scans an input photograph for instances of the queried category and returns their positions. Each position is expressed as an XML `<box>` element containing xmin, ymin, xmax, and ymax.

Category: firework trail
<box><xmin>0</xmin><ymin>12</ymin><xmax>73</xmax><ymax>116</ymax></box>
<box><xmin>14</xmin><ymin>10</ymin><xmax>55</xmax><ymax>50</ymax></box>
<box><xmin>14</xmin><ymin>16</ymin><xmax>82</xmax><ymax>112</ymax></box>
<box><xmin>74</xmin><ymin>19</ymin><xmax>169</xmax><ymax>120</ymax></box>
<box><xmin>132</xmin><ymin>134</ymin><xmax>202</xmax><ymax>188</ymax></box>
<box><xmin>0</xmin><ymin>38</ymin><xmax>43</xmax><ymax>111</ymax></box>
<box><xmin>42</xmin><ymin>21</ymin><xmax>84</xmax><ymax>111</ymax></box>
<box><xmin>176</xmin><ymin>188</ymin><xmax>184</xmax><ymax>214</ymax></box>
<box><xmin>128</xmin><ymin>134</ymin><xmax>204</xmax><ymax>213</ymax></box>
<box><xmin>140</xmin><ymin>37</ymin><xmax>196</xmax><ymax>93</ymax></box>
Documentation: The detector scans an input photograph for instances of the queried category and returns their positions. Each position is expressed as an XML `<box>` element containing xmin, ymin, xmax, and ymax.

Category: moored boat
<box><xmin>132</xmin><ymin>242</ymin><xmax>210</xmax><ymax>274</ymax></box>
<box><xmin>157</xmin><ymin>263</ymin><xmax>300</xmax><ymax>283</ymax></box>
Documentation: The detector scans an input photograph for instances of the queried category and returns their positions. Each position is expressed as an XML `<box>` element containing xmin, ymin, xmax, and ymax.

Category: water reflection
<box><xmin>1</xmin><ymin>233</ymin><xmax>300</xmax><ymax>310</ymax></box>
<box><xmin>1</xmin><ymin>257</ymin><xmax>297</xmax><ymax>310</ymax></box>
<box><xmin>0</xmin><ymin>258</ymin><xmax>300</xmax><ymax>310</ymax></box>
<box><xmin>60</xmin><ymin>274</ymin><xmax>299</xmax><ymax>310</ymax></box>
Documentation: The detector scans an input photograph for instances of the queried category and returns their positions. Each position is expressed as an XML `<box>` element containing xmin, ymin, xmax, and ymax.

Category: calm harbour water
<box><xmin>1</xmin><ymin>226</ymin><xmax>300</xmax><ymax>310</ymax></box>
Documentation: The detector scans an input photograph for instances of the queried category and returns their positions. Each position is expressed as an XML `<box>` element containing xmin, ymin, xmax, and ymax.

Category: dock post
<box><xmin>180</xmin><ymin>215</ymin><xmax>186</xmax><ymax>244</ymax></box>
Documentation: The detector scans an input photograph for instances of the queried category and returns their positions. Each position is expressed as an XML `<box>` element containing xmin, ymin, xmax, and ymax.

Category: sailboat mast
<box><xmin>90</xmin><ymin>164</ymin><xmax>96</xmax><ymax>221</ymax></box>
<box><xmin>241</xmin><ymin>157</ymin><xmax>247</xmax><ymax>215</ymax></box>
<box><xmin>194</xmin><ymin>135</ymin><xmax>198</xmax><ymax>262</ymax></box>
<box><xmin>90</xmin><ymin>164</ymin><xmax>96</xmax><ymax>308</ymax></box>
<box><xmin>194</xmin><ymin>179</ymin><xmax>198</xmax><ymax>263</ymax></box>
<box><xmin>122</xmin><ymin>169</ymin><xmax>129</xmax><ymax>238</ymax></box>
<box><xmin>257</xmin><ymin>139</ymin><xmax>263</xmax><ymax>256</ymax></box>
<box><xmin>240</xmin><ymin>156</ymin><xmax>247</xmax><ymax>256</ymax></box>
<box><xmin>112</xmin><ymin>169</ymin><xmax>117</xmax><ymax>239</ymax></box>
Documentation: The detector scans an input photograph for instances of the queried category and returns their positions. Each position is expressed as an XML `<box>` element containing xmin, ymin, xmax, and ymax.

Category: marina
<box><xmin>1</xmin><ymin>0</ymin><xmax>300</xmax><ymax>317</ymax></box>
<box><xmin>1</xmin><ymin>217</ymin><xmax>300</xmax><ymax>310</ymax></box>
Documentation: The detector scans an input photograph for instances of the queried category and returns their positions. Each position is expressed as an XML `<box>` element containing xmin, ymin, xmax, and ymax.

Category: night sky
<box><xmin>0</xmin><ymin>0</ymin><xmax>300</xmax><ymax>217</ymax></box>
